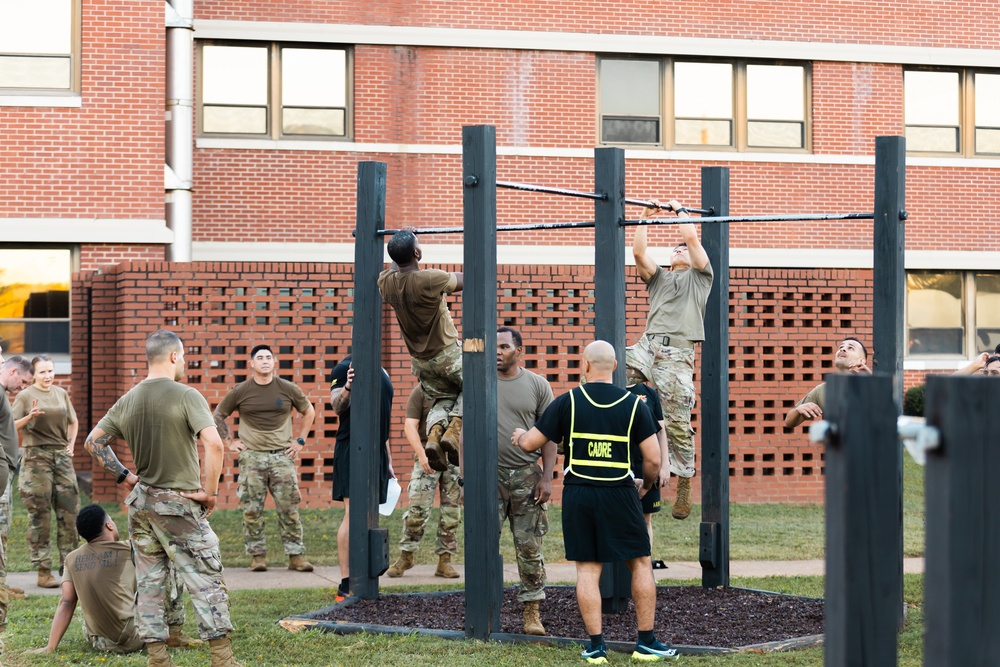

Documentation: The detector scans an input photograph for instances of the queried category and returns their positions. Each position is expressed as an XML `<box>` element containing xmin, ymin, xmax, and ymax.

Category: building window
<box><xmin>906</xmin><ymin>270</ymin><xmax>1000</xmax><ymax>357</ymax></box>
<box><xmin>598</xmin><ymin>57</ymin><xmax>808</xmax><ymax>151</ymax></box>
<box><xmin>0</xmin><ymin>248</ymin><xmax>73</xmax><ymax>358</ymax></box>
<box><xmin>0</xmin><ymin>0</ymin><xmax>79</xmax><ymax>93</ymax></box>
<box><xmin>904</xmin><ymin>68</ymin><xmax>1000</xmax><ymax>156</ymax></box>
<box><xmin>199</xmin><ymin>42</ymin><xmax>351</xmax><ymax>139</ymax></box>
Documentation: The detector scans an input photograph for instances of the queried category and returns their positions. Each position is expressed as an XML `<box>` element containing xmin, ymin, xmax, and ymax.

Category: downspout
<box><xmin>165</xmin><ymin>0</ymin><xmax>194</xmax><ymax>261</ymax></box>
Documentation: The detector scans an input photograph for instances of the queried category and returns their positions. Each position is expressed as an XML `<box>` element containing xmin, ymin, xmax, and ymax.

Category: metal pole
<box><xmin>496</xmin><ymin>180</ymin><xmax>606</xmax><ymax>201</ymax></box>
<box><xmin>622</xmin><ymin>212</ymin><xmax>874</xmax><ymax>226</ymax></box>
<box><xmin>165</xmin><ymin>0</ymin><xmax>194</xmax><ymax>261</ymax></box>
<box><xmin>624</xmin><ymin>198</ymin><xmax>713</xmax><ymax>215</ymax></box>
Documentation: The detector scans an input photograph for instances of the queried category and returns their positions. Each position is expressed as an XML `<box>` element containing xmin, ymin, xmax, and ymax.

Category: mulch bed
<box><xmin>313</xmin><ymin>586</ymin><xmax>824</xmax><ymax>648</ymax></box>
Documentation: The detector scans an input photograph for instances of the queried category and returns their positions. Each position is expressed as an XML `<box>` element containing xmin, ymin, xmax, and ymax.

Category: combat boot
<box><xmin>288</xmin><ymin>554</ymin><xmax>314</xmax><ymax>572</ymax></box>
<box><xmin>5</xmin><ymin>585</ymin><xmax>27</xmax><ymax>600</ymax></box>
<box><xmin>37</xmin><ymin>567</ymin><xmax>59</xmax><ymax>588</ymax></box>
<box><xmin>672</xmin><ymin>477</ymin><xmax>692</xmax><ymax>520</ymax></box>
<box><xmin>424</xmin><ymin>424</ymin><xmax>448</xmax><ymax>472</ymax></box>
<box><xmin>435</xmin><ymin>553</ymin><xmax>459</xmax><ymax>579</ymax></box>
<box><xmin>523</xmin><ymin>600</ymin><xmax>545</xmax><ymax>636</ymax></box>
<box><xmin>386</xmin><ymin>550</ymin><xmax>414</xmax><ymax>578</ymax></box>
<box><xmin>209</xmin><ymin>636</ymin><xmax>243</xmax><ymax>667</ymax></box>
<box><xmin>440</xmin><ymin>417</ymin><xmax>463</xmax><ymax>466</ymax></box>
<box><xmin>250</xmin><ymin>555</ymin><xmax>267</xmax><ymax>572</ymax></box>
<box><xmin>166</xmin><ymin>625</ymin><xmax>204</xmax><ymax>647</ymax></box>
<box><xmin>146</xmin><ymin>641</ymin><xmax>178</xmax><ymax>667</ymax></box>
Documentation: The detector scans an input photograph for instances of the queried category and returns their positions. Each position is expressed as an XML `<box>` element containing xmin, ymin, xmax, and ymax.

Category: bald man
<box><xmin>514</xmin><ymin>341</ymin><xmax>678</xmax><ymax>662</ymax></box>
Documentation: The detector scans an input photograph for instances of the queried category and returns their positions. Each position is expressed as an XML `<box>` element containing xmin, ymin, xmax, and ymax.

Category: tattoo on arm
<box><xmin>213</xmin><ymin>410</ymin><xmax>231</xmax><ymax>441</ymax></box>
<box><xmin>86</xmin><ymin>433</ymin><xmax>127</xmax><ymax>478</ymax></box>
<box><xmin>330</xmin><ymin>388</ymin><xmax>351</xmax><ymax>415</ymax></box>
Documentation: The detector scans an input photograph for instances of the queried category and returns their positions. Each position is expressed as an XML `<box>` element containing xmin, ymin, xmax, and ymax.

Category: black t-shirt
<box><xmin>627</xmin><ymin>383</ymin><xmax>662</xmax><ymax>475</ymax></box>
<box><xmin>328</xmin><ymin>355</ymin><xmax>394</xmax><ymax>447</ymax></box>
<box><xmin>534</xmin><ymin>382</ymin><xmax>658</xmax><ymax>487</ymax></box>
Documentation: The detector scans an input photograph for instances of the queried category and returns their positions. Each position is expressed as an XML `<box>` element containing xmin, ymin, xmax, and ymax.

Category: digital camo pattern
<box><xmin>398</xmin><ymin>461</ymin><xmax>461</xmax><ymax>555</ymax></box>
<box><xmin>236</xmin><ymin>450</ymin><xmax>305</xmax><ymax>556</ymax></box>
<box><xmin>18</xmin><ymin>446</ymin><xmax>80</xmax><ymax>570</ymax></box>
<box><xmin>411</xmin><ymin>343</ymin><xmax>463</xmax><ymax>432</ymax></box>
<box><xmin>498</xmin><ymin>463</ymin><xmax>548</xmax><ymax>602</ymax></box>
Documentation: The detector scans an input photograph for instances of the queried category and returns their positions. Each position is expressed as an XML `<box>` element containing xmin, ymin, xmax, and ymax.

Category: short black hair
<box><xmin>994</xmin><ymin>343</ymin><xmax>1000</xmax><ymax>356</ymax></box>
<box><xmin>76</xmin><ymin>504</ymin><xmax>109</xmax><ymax>542</ymax></box>
<box><xmin>250</xmin><ymin>344</ymin><xmax>272</xmax><ymax>359</ymax></box>
<box><xmin>986</xmin><ymin>355</ymin><xmax>1000</xmax><ymax>366</ymax></box>
<box><xmin>387</xmin><ymin>230</ymin><xmax>418</xmax><ymax>265</ymax></box>
<box><xmin>497</xmin><ymin>326</ymin><xmax>523</xmax><ymax>348</ymax></box>
<box><xmin>842</xmin><ymin>336</ymin><xmax>867</xmax><ymax>360</ymax></box>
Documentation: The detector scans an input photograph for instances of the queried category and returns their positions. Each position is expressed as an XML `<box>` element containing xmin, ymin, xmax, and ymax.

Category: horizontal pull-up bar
<box><xmin>497</xmin><ymin>180</ymin><xmax>715</xmax><ymax>215</ymax></box>
<box><xmin>624</xmin><ymin>198</ymin><xmax>714</xmax><ymax>216</ymax></box>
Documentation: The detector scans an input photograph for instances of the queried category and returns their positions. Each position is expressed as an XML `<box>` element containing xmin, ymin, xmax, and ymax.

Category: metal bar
<box><xmin>496</xmin><ymin>180</ymin><xmax>607</xmax><ymax>201</ymax></box>
<box><xmin>374</xmin><ymin>220</ymin><xmax>598</xmax><ymax>236</ymax></box>
<box><xmin>622</xmin><ymin>212</ymin><xmax>875</xmax><ymax>226</ymax></box>
<box><xmin>624</xmin><ymin>197</ymin><xmax>714</xmax><ymax>215</ymax></box>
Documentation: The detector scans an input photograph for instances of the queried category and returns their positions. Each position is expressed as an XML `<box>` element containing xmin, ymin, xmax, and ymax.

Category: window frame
<box><xmin>0</xmin><ymin>0</ymin><xmax>82</xmax><ymax>96</ymax></box>
<box><xmin>196</xmin><ymin>40</ymin><xmax>353</xmax><ymax>141</ymax></box>
<box><xmin>597</xmin><ymin>55</ymin><xmax>812</xmax><ymax>153</ymax></box>
<box><xmin>904</xmin><ymin>66</ymin><xmax>1000</xmax><ymax>158</ymax></box>
<box><xmin>904</xmin><ymin>270</ymin><xmax>1000</xmax><ymax>360</ymax></box>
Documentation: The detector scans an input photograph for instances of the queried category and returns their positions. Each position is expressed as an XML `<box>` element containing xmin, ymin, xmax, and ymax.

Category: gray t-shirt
<box><xmin>497</xmin><ymin>368</ymin><xmax>554</xmax><ymax>469</ymax></box>
<box><xmin>644</xmin><ymin>263</ymin><xmax>714</xmax><ymax>342</ymax></box>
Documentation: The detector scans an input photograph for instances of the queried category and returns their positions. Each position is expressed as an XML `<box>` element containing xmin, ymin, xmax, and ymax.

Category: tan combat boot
<box><xmin>440</xmin><ymin>417</ymin><xmax>463</xmax><ymax>466</ymax></box>
<box><xmin>5</xmin><ymin>585</ymin><xmax>27</xmax><ymax>600</ymax></box>
<box><xmin>166</xmin><ymin>625</ymin><xmax>204</xmax><ymax>648</ymax></box>
<box><xmin>146</xmin><ymin>641</ymin><xmax>178</xmax><ymax>667</ymax></box>
<box><xmin>424</xmin><ymin>424</ymin><xmax>448</xmax><ymax>472</ymax></box>
<box><xmin>523</xmin><ymin>600</ymin><xmax>545</xmax><ymax>636</ymax></box>
<box><xmin>288</xmin><ymin>554</ymin><xmax>314</xmax><ymax>572</ymax></box>
<box><xmin>208</xmin><ymin>636</ymin><xmax>243</xmax><ymax>667</ymax></box>
<box><xmin>435</xmin><ymin>553</ymin><xmax>459</xmax><ymax>579</ymax></box>
<box><xmin>386</xmin><ymin>550</ymin><xmax>415</xmax><ymax>578</ymax></box>
<box><xmin>37</xmin><ymin>567</ymin><xmax>59</xmax><ymax>588</ymax></box>
<box><xmin>250</xmin><ymin>555</ymin><xmax>267</xmax><ymax>572</ymax></box>
<box><xmin>672</xmin><ymin>477</ymin><xmax>692</xmax><ymax>520</ymax></box>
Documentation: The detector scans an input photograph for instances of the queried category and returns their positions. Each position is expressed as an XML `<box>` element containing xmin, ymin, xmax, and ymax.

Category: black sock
<box><xmin>638</xmin><ymin>629</ymin><xmax>655</xmax><ymax>645</ymax></box>
<box><xmin>590</xmin><ymin>633</ymin><xmax>604</xmax><ymax>648</ymax></box>
<box><xmin>339</xmin><ymin>577</ymin><xmax>349</xmax><ymax>592</ymax></box>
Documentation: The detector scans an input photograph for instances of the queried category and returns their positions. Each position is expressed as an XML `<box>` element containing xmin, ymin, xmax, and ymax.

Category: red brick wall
<box><xmin>74</xmin><ymin>262</ymin><xmax>874</xmax><ymax>507</ymax></box>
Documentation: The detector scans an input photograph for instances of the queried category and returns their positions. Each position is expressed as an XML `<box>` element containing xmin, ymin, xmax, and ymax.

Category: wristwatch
<box><xmin>457</xmin><ymin>477</ymin><xmax>464</xmax><ymax>487</ymax></box>
<box><xmin>296</xmin><ymin>437</ymin><xmax>305</xmax><ymax>445</ymax></box>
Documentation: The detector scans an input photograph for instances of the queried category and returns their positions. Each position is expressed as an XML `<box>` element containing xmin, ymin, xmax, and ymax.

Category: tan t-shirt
<box><xmin>405</xmin><ymin>384</ymin><xmax>433</xmax><ymax>445</ymax></box>
<box><xmin>216</xmin><ymin>378</ymin><xmax>311</xmax><ymax>451</ymax></box>
<box><xmin>64</xmin><ymin>541</ymin><xmax>135</xmax><ymax>642</ymax></box>
<box><xmin>13</xmin><ymin>384</ymin><xmax>77</xmax><ymax>447</ymax></box>
<box><xmin>377</xmin><ymin>268</ymin><xmax>459</xmax><ymax>360</ymax></box>
<box><xmin>797</xmin><ymin>383</ymin><xmax>825</xmax><ymax>412</ymax></box>
<box><xmin>97</xmin><ymin>377</ymin><xmax>215</xmax><ymax>490</ymax></box>
<box><xmin>644</xmin><ymin>263</ymin><xmax>714</xmax><ymax>342</ymax></box>
<box><xmin>497</xmin><ymin>368</ymin><xmax>554</xmax><ymax>469</ymax></box>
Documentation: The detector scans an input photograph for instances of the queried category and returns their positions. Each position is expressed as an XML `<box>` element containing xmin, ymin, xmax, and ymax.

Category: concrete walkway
<box><xmin>7</xmin><ymin>558</ymin><xmax>926</xmax><ymax>597</ymax></box>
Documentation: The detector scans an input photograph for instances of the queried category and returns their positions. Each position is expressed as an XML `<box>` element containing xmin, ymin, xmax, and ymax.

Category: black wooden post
<box><xmin>924</xmin><ymin>376</ymin><xmax>1000</xmax><ymax>666</ymax></box>
<box><xmin>461</xmin><ymin>125</ymin><xmax>502</xmax><ymax>639</ymax></box>
<box><xmin>592</xmin><ymin>146</ymin><xmax>630</xmax><ymax>612</ymax></box>
<box><xmin>699</xmin><ymin>166</ymin><xmax>730</xmax><ymax>589</ymax></box>
<box><xmin>822</xmin><ymin>373</ymin><xmax>900</xmax><ymax>667</ymax></box>
<box><xmin>350</xmin><ymin>161</ymin><xmax>389</xmax><ymax>600</ymax></box>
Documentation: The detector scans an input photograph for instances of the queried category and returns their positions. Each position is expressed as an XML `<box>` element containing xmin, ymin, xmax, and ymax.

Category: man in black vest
<box><xmin>513</xmin><ymin>341</ymin><xmax>678</xmax><ymax>663</ymax></box>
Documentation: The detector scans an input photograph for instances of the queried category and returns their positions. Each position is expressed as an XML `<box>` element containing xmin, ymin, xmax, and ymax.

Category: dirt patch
<box><xmin>315</xmin><ymin>586</ymin><xmax>823</xmax><ymax>648</ymax></box>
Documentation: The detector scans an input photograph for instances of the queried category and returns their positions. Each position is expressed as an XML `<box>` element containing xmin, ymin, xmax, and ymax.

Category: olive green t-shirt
<box><xmin>216</xmin><ymin>377</ymin><xmax>311</xmax><ymax>451</ymax></box>
<box><xmin>97</xmin><ymin>378</ymin><xmax>215</xmax><ymax>490</ymax></box>
<box><xmin>497</xmin><ymin>368</ymin><xmax>554</xmax><ymax>469</ymax></box>
<box><xmin>405</xmin><ymin>384</ymin><xmax>433</xmax><ymax>444</ymax></box>
<box><xmin>64</xmin><ymin>541</ymin><xmax>135</xmax><ymax>642</ymax></box>
<box><xmin>12</xmin><ymin>384</ymin><xmax>77</xmax><ymax>447</ymax></box>
<box><xmin>377</xmin><ymin>268</ymin><xmax>458</xmax><ymax>360</ymax></box>
<box><xmin>797</xmin><ymin>383</ymin><xmax>826</xmax><ymax>412</ymax></box>
<box><xmin>644</xmin><ymin>263</ymin><xmax>714</xmax><ymax>342</ymax></box>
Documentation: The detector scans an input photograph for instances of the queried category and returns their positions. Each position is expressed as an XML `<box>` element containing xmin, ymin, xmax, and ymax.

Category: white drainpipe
<box><xmin>165</xmin><ymin>0</ymin><xmax>194</xmax><ymax>261</ymax></box>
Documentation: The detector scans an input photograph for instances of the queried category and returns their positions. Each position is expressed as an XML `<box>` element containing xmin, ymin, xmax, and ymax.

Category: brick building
<box><xmin>2</xmin><ymin>1</ymin><xmax>998</xmax><ymax>507</ymax></box>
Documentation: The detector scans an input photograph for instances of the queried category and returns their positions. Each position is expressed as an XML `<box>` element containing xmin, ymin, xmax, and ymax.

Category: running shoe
<box><xmin>581</xmin><ymin>642</ymin><xmax>609</xmax><ymax>664</ymax></box>
<box><xmin>632</xmin><ymin>638</ymin><xmax>679</xmax><ymax>661</ymax></box>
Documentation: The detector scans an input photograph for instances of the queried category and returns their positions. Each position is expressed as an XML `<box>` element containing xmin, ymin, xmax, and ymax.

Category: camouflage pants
<box><xmin>627</xmin><ymin>335</ymin><xmax>697</xmax><ymax>478</ymax></box>
<box><xmin>83</xmin><ymin>616</ymin><xmax>145</xmax><ymax>654</ymax></box>
<box><xmin>0</xmin><ymin>498</ymin><xmax>6</xmax><ymax>630</ymax></box>
<box><xmin>0</xmin><ymin>478</ymin><xmax>11</xmax><ymax>553</ymax></box>
<box><xmin>126</xmin><ymin>484</ymin><xmax>233</xmax><ymax>642</ymax></box>
<box><xmin>498</xmin><ymin>463</ymin><xmax>548</xmax><ymax>602</ymax></box>
<box><xmin>18</xmin><ymin>446</ymin><xmax>80</xmax><ymax>570</ymax></box>
<box><xmin>236</xmin><ymin>450</ymin><xmax>305</xmax><ymax>556</ymax></box>
<box><xmin>411</xmin><ymin>343</ymin><xmax>463</xmax><ymax>432</ymax></box>
<box><xmin>398</xmin><ymin>460</ymin><xmax>461</xmax><ymax>555</ymax></box>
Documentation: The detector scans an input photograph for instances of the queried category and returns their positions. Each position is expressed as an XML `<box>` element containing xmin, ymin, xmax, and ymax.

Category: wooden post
<box><xmin>699</xmin><ymin>166</ymin><xmax>730</xmax><ymax>589</ymax></box>
<box><xmin>592</xmin><ymin>146</ymin><xmax>630</xmax><ymax>612</ymax></box>
<box><xmin>924</xmin><ymin>375</ymin><xmax>1000</xmax><ymax>666</ymax></box>
<box><xmin>461</xmin><ymin>125</ymin><xmax>502</xmax><ymax>639</ymax></box>
<box><xmin>822</xmin><ymin>373</ymin><xmax>900</xmax><ymax>667</ymax></box>
<box><xmin>350</xmin><ymin>161</ymin><xmax>389</xmax><ymax>600</ymax></box>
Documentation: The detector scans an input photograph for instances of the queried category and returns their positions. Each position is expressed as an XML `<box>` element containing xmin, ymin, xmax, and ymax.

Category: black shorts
<box><xmin>641</xmin><ymin>484</ymin><xmax>661</xmax><ymax>515</ymax></box>
<box><xmin>332</xmin><ymin>440</ymin><xmax>389</xmax><ymax>504</ymax></box>
<box><xmin>562</xmin><ymin>484</ymin><xmax>650</xmax><ymax>562</ymax></box>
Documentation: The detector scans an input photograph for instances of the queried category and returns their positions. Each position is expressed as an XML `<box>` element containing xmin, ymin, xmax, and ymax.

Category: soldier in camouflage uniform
<box><xmin>627</xmin><ymin>199</ymin><xmax>713</xmax><ymax>521</ymax></box>
<box><xmin>495</xmin><ymin>328</ymin><xmax>556</xmax><ymax>636</ymax></box>
<box><xmin>378</xmin><ymin>230</ymin><xmax>464</xmax><ymax>472</ymax></box>
<box><xmin>84</xmin><ymin>330</ymin><xmax>241</xmax><ymax>667</ymax></box>
<box><xmin>213</xmin><ymin>344</ymin><xmax>316</xmax><ymax>573</ymax></box>
<box><xmin>386</xmin><ymin>384</ymin><xmax>462</xmax><ymax>579</ymax></box>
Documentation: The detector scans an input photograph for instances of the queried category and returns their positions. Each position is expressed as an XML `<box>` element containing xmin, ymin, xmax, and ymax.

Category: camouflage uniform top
<box><xmin>13</xmin><ymin>384</ymin><xmax>77</xmax><ymax>447</ymax></box>
<box><xmin>0</xmin><ymin>391</ymin><xmax>17</xmax><ymax>492</ymax></box>
<box><xmin>64</xmin><ymin>541</ymin><xmax>135</xmax><ymax>641</ymax></box>
<box><xmin>97</xmin><ymin>378</ymin><xmax>215</xmax><ymax>491</ymax></box>
<box><xmin>796</xmin><ymin>383</ymin><xmax>825</xmax><ymax>412</ymax></box>
<box><xmin>644</xmin><ymin>263</ymin><xmax>713</xmax><ymax>342</ymax></box>
<box><xmin>377</xmin><ymin>268</ymin><xmax>459</xmax><ymax>360</ymax></box>
<box><xmin>497</xmin><ymin>368</ymin><xmax>554</xmax><ymax>469</ymax></box>
<box><xmin>216</xmin><ymin>378</ymin><xmax>311</xmax><ymax>451</ymax></box>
